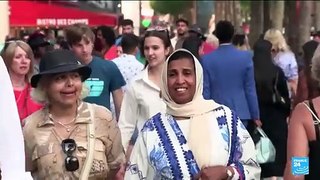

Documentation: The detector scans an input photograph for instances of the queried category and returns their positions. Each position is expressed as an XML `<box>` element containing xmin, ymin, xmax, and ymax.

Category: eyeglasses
<box><xmin>61</xmin><ymin>139</ymin><xmax>79</xmax><ymax>171</ymax></box>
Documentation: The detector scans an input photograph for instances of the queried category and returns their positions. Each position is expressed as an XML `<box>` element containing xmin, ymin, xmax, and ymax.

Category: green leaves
<box><xmin>150</xmin><ymin>1</ymin><xmax>193</xmax><ymax>16</ymax></box>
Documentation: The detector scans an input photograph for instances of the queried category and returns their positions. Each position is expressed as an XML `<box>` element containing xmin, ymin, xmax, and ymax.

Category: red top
<box><xmin>104</xmin><ymin>45</ymin><xmax>118</xmax><ymax>60</ymax></box>
<box><xmin>202</xmin><ymin>42</ymin><xmax>216</xmax><ymax>55</ymax></box>
<box><xmin>14</xmin><ymin>84</ymin><xmax>43</xmax><ymax>122</ymax></box>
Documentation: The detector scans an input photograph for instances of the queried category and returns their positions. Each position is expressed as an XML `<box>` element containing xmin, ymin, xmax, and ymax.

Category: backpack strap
<box><xmin>79</xmin><ymin>103</ymin><xmax>95</xmax><ymax>180</ymax></box>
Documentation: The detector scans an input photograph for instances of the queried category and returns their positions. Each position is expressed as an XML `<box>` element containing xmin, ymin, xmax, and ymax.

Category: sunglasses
<box><xmin>61</xmin><ymin>139</ymin><xmax>79</xmax><ymax>171</ymax></box>
<box><xmin>1</xmin><ymin>40</ymin><xmax>25</xmax><ymax>53</ymax></box>
<box><xmin>146</xmin><ymin>26</ymin><xmax>168</xmax><ymax>32</ymax></box>
<box><xmin>145</xmin><ymin>26</ymin><xmax>171</xmax><ymax>43</ymax></box>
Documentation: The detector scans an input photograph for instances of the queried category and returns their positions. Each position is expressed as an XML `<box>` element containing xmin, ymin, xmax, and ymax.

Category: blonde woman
<box><xmin>0</xmin><ymin>40</ymin><xmax>43</xmax><ymax>122</ymax></box>
<box><xmin>264</xmin><ymin>29</ymin><xmax>298</xmax><ymax>98</ymax></box>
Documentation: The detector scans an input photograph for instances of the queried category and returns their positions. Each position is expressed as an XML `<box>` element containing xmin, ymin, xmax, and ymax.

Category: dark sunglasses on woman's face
<box><xmin>61</xmin><ymin>138</ymin><xmax>79</xmax><ymax>171</ymax></box>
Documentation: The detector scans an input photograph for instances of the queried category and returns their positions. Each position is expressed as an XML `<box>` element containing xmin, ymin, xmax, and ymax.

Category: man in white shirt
<box><xmin>110</xmin><ymin>33</ymin><xmax>144</xmax><ymax>117</ymax></box>
<box><xmin>112</xmin><ymin>33</ymin><xmax>144</xmax><ymax>90</ymax></box>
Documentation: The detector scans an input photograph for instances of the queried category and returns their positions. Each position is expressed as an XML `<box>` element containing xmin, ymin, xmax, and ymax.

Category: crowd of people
<box><xmin>1</xmin><ymin>17</ymin><xmax>320</xmax><ymax>180</ymax></box>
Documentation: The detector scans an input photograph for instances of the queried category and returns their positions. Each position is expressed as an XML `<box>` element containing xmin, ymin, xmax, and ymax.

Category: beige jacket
<box><xmin>23</xmin><ymin>102</ymin><xmax>125</xmax><ymax>180</ymax></box>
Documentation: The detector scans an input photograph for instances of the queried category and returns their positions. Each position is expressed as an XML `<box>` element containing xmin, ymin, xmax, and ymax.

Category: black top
<box><xmin>306</xmin><ymin>100</ymin><xmax>320</xmax><ymax>179</ymax></box>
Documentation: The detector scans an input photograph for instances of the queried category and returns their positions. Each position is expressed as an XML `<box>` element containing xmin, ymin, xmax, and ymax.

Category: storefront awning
<box><xmin>9</xmin><ymin>1</ymin><xmax>119</xmax><ymax>27</ymax></box>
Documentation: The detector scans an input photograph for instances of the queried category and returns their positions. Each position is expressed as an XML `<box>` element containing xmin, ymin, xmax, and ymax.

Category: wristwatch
<box><xmin>226</xmin><ymin>167</ymin><xmax>234</xmax><ymax>180</ymax></box>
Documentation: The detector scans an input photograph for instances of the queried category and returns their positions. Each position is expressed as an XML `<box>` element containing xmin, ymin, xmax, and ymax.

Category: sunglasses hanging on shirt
<box><xmin>61</xmin><ymin>138</ymin><xmax>79</xmax><ymax>172</ymax></box>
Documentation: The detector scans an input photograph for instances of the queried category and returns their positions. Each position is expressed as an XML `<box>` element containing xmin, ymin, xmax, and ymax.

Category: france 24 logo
<box><xmin>291</xmin><ymin>157</ymin><xmax>309</xmax><ymax>175</ymax></box>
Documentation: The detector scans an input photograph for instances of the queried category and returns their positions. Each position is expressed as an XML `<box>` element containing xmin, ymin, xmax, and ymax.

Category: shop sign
<box><xmin>36</xmin><ymin>18</ymin><xmax>89</xmax><ymax>26</ymax></box>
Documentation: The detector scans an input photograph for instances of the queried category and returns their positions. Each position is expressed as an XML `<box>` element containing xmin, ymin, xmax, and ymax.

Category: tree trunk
<box><xmin>315</xmin><ymin>1</ymin><xmax>320</xmax><ymax>31</ymax></box>
<box><xmin>263</xmin><ymin>1</ymin><xmax>271</xmax><ymax>33</ymax></box>
<box><xmin>233</xmin><ymin>1</ymin><xmax>242</xmax><ymax>32</ymax></box>
<box><xmin>221</xmin><ymin>1</ymin><xmax>226</xmax><ymax>20</ymax></box>
<box><xmin>230</xmin><ymin>1</ymin><xmax>235</xmax><ymax>24</ymax></box>
<box><xmin>225</xmin><ymin>1</ymin><xmax>231</xmax><ymax>22</ymax></box>
<box><xmin>249</xmin><ymin>1</ymin><xmax>264</xmax><ymax>47</ymax></box>
<box><xmin>214</xmin><ymin>1</ymin><xmax>223</xmax><ymax>22</ymax></box>
<box><xmin>270</xmin><ymin>1</ymin><xmax>284</xmax><ymax>30</ymax></box>
<box><xmin>297</xmin><ymin>1</ymin><xmax>312</xmax><ymax>54</ymax></box>
<box><xmin>285</xmin><ymin>1</ymin><xmax>299</xmax><ymax>54</ymax></box>
<box><xmin>190</xmin><ymin>0</ymin><xmax>197</xmax><ymax>25</ymax></box>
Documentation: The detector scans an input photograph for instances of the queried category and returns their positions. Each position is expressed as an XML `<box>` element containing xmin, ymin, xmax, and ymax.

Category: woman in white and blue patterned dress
<box><xmin>125</xmin><ymin>49</ymin><xmax>261</xmax><ymax>180</ymax></box>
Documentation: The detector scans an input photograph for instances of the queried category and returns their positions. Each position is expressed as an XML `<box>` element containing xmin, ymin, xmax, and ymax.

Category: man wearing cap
<box><xmin>65</xmin><ymin>23</ymin><xmax>126</xmax><ymax>120</ymax></box>
<box><xmin>171</xmin><ymin>18</ymin><xmax>189</xmax><ymax>49</ymax></box>
<box><xmin>27</xmin><ymin>32</ymin><xmax>51</xmax><ymax>74</ymax></box>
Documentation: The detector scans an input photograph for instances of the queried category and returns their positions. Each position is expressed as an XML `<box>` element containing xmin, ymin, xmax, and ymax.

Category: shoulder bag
<box><xmin>79</xmin><ymin>104</ymin><xmax>96</xmax><ymax>180</ymax></box>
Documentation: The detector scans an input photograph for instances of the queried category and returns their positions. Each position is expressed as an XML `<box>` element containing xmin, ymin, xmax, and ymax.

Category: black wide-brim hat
<box><xmin>31</xmin><ymin>49</ymin><xmax>92</xmax><ymax>88</ymax></box>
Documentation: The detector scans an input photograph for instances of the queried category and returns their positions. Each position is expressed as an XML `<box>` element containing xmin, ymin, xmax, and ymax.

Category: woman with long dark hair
<box><xmin>253</xmin><ymin>39</ymin><xmax>290</xmax><ymax>179</ymax></box>
<box><xmin>118</xmin><ymin>26</ymin><xmax>173</xmax><ymax>158</ymax></box>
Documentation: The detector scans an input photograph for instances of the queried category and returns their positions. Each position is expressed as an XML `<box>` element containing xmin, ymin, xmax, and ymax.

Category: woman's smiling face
<box><xmin>167</xmin><ymin>57</ymin><xmax>196</xmax><ymax>104</ymax></box>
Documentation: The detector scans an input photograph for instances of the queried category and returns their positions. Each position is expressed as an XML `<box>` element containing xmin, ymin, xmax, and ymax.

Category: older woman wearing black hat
<box><xmin>23</xmin><ymin>49</ymin><xmax>125</xmax><ymax>180</ymax></box>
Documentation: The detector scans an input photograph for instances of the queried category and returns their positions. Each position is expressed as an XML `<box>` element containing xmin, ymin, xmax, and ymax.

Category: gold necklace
<box><xmin>54</xmin><ymin>118</ymin><xmax>76</xmax><ymax>132</ymax></box>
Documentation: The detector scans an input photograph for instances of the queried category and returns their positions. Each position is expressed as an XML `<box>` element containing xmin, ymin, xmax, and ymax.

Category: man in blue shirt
<box><xmin>66</xmin><ymin>23</ymin><xmax>126</xmax><ymax>120</ymax></box>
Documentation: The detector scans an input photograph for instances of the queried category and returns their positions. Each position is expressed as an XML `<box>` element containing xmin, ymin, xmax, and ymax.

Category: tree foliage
<box><xmin>150</xmin><ymin>1</ymin><xmax>193</xmax><ymax>16</ymax></box>
<box><xmin>240</xmin><ymin>0</ymin><xmax>250</xmax><ymax>14</ymax></box>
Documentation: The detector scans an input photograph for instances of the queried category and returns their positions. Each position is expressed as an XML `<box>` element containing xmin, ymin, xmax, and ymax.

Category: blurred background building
<box><xmin>1</xmin><ymin>0</ymin><xmax>318</xmax><ymax>56</ymax></box>
<box><xmin>0</xmin><ymin>1</ymin><xmax>9</xmax><ymax>48</ymax></box>
<box><xmin>8</xmin><ymin>0</ymin><xmax>121</xmax><ymax>38</ymax></box>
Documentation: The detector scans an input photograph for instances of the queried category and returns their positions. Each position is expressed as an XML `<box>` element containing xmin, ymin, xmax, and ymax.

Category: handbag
<box><xmin>255</xmin><ymin>127</ymin><xmax>276</xmax><ymax>164</ymax></box>
<box><xmin>272</xmin><ymin>71</ymin><xmax>286</xmax><ymax>105</ymax></box>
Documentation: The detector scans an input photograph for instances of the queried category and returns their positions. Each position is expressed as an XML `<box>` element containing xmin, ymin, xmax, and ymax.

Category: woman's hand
<box><xmin>200</xmin><ymin>166</ymin><xmax>233</xmax><ymax>180</ymax></box>
<box><xmin>114</xmin><ymin>163</ymin><xmax>125</xmax><ymax>180</ymax></box>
